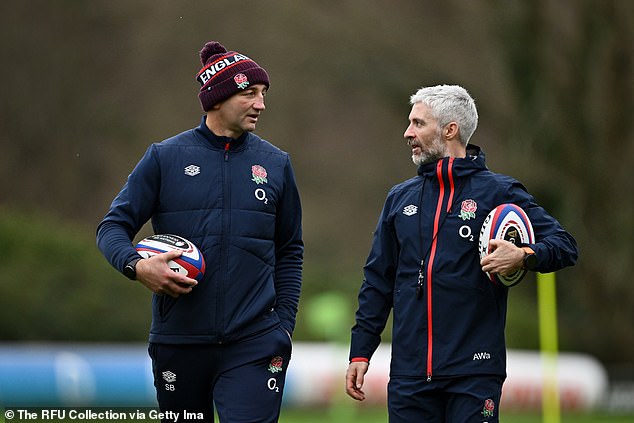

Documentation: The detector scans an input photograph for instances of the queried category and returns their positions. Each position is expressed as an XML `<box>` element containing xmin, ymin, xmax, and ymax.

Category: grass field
<box><xmin>278</xmin><ymin>406</ymin><xmax>633</xmax><ymax>423</ymax></box>
<box><xmin>2</xmin><ymin>407</ymin><xmax>632</xmax><ymax>423</ymax></box>
<box><xmin>0</xmin><ymin>406</ymin><xmax>634</xmax><ymax>423</ymax></box>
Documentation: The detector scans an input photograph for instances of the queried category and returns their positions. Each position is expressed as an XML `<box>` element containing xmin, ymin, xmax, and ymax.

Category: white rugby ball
<box><xmin>135</xmin><ymin>234</ymin><xmax>206</xmax><ymax>282</ymax></box>
<box><xmin>478</xmin><ymin>204</ymin><xmax>535</xmax><ymax>286</ymax></box>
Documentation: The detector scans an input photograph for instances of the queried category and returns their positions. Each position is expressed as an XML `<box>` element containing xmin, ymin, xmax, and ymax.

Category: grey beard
<box><xmin>412</xmin><ymin>151</ymin><xmax>444</xmax><ymax>166</ymax></box>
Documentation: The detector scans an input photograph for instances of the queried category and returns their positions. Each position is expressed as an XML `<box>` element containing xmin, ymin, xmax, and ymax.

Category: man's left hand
<box><xmin>480</xmin><ymin>239</ymin><xmax>525</xmax><ymax>276</ymax></box>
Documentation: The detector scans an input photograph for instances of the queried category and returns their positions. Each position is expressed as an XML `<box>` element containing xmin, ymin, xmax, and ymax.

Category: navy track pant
<box><xmin>148</xmin><ymin>326</ymin><xmax>292</xmax><ymax>423</ymax></box>
<box><xmin>388</xmin><ymin>375</ymin><xmax>505</xmax><ymax>423</ymax></box>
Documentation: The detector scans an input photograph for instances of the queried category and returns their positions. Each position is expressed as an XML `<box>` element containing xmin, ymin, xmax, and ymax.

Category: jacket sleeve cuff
<box><xmin>350</xmin><ymin>357</ymin><xmax>369</xmax><ymax>363</ymax></box>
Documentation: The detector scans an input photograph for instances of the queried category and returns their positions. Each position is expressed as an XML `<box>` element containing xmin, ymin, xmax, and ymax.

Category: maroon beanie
<box><xmin>196</xmin><ymin>41</ymin><xmax>270</xmax><ymax>111</ymax></box>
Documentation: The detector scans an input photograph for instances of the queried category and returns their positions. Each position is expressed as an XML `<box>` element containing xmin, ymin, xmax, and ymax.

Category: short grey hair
<box><xmin>409</xmin><ymin>85</ymin><xmax>478</xmax><ymax>145</ymax></box>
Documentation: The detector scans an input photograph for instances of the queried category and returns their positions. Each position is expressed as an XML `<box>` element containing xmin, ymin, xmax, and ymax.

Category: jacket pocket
<box><xmin>153</xmin><ymin>294</ymin><xmax>177</xmax><ymax>320</ymax></box>
<box><xmin>276</xmin><ymin>325</ymin><xmax>293</xmax><ymax>354</ymax></box>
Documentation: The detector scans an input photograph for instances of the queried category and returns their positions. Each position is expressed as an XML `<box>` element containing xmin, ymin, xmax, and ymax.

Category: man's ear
<box><xmin>444</xmin><ymin>122</ymin><xmax>460</xmax><ymax>141</ymax></box>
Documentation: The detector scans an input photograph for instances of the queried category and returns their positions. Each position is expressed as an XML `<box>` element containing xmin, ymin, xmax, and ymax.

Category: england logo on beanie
<box><xmin>196</xmin><ymin>41</ymin><xmax>270</xmax><ymax>111</ymax></box>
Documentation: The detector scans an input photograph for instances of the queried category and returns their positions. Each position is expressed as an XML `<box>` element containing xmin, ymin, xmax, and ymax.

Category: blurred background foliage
<box><xmin>0</xmin><ymin>0</ymin><xmax>632</xmax><ymax>376</ymax></box>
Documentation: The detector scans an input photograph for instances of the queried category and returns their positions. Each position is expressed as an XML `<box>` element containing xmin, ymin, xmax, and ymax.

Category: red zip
<box><xmin>224</xmin><ymin>142</ymin><xmax>230</xmax><ymax>161</ymax></box>
<box><xmin>425</xmin><ymin>158</ymin><xmax>455</xmax><ymax>381</ymax></box>
<box><xmin>446</xmin><ymin>159</ymin><xmax>455</xmax><ymax>212</ymax></box>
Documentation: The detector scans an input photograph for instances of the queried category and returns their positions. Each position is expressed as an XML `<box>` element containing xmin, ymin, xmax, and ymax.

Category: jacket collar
<box><xmin>417</xmin><ymin>144</ymin><xmax>487</xmax><ymax>178</ymax></box>
<box><xmin>194</xmin><ymin>115</ymin><xmax>248</xmax><ymax>150</ymax></box>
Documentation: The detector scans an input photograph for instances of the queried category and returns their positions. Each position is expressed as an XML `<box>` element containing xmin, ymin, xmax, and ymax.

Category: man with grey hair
<box><xmin>345</xmin><ymin>84</ymin><xmax>577</xmax><ymax>422</ymax></box>
<box><xmin>407</xmin><ymin>85</ymin><xmax>478</xmax><ymax>165</ymax></box>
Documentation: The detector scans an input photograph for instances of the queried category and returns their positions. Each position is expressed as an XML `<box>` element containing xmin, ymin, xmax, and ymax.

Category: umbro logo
<box><xmin>162</xmin><ymin>371</ymin><xmax>176</xmax><ymax>383</ymax></box>
<box><xmin>184</xmin><ymin>164</ymin><xmax>200</xmax><ymax>177</ymax></box>
<box><xmin>403</xmin><ymin>205</ymin><xmax>418</xmax><ymax>216</ymax></box>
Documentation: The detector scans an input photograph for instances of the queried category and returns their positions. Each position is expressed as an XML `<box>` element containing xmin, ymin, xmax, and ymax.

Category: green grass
<box><xmin>2</xmin><ymin>407</ymin><xmax>632</xmax><ymax>423</ymax></box>
<box><xmin>278</xmin><ymin>406</ymin><xmax>633</xmax><ymax>423</ymax></box>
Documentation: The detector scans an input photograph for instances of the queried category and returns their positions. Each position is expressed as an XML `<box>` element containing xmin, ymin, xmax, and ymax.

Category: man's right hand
<box><xmin>135</xmin><ymin>250</ymin><xmax>198</xmax><ymax>298</ymax></box>
<box><xmin>345</xmin><ymin>361</ymin><xmax>369</xmax><ymax>401</ymax></box>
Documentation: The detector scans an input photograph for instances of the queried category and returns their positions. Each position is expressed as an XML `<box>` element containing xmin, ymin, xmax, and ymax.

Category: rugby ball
<box><xmin>478</xmin><ymin>204</ymin><xmax>535</xmax><ymax>286</ymax></box>
<box><xmin>135</xmin><ymin>234</ymin><xmax>206</xmax><ymax>282</ymax></box>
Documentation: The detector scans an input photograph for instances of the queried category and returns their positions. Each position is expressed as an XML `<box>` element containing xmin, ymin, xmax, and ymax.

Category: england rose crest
<box><xmin>251</xmin><ymin>165</ymin><xmax>268</xmax><ymax>184</ymax></box>
<box><xmin>268</xmin><ymin>356</ymin><xmax>283</xmax><ymax>373</ymax></box>
<box><xmin>459</xmin><ymin>199</ymin><xmax>477</xmax><ymax>221</ymax></box>
<box><xmin>234</xmin><ymin>73</ymin><xmax>249</xmax><ymax>89</ymax></box>
<box><xmin>481</xmin><ymin>399</ymin><xmax>495</xmax><ymax>418</ymax></box>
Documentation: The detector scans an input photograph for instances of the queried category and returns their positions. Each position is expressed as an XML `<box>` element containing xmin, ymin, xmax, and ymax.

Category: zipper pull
<box><xmin>416</xmin><ymin>259</ymin><xmax>424</xmax><ymax>300</ymax></box>
<box><xmin>224</xmin><ymin>142</ymin><xmax>230</xmax><ymax>161</ymax></box>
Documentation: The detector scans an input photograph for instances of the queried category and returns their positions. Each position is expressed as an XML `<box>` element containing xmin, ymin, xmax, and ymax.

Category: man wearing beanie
<box><xmin>97</xmin><ymin>41</ymin><xmax>303</xmax><ymax>423</ymax></box>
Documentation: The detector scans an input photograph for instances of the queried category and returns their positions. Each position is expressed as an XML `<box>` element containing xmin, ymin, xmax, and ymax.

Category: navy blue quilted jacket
<box><xmin>97</xmin><ymin>117</ymin><xmax>303</xmax><ymax>344</ymax></box>
<box><xmin>349</xmin><ymin>146</ymin><xmax>577</xmax><ymax>380</ymax></box>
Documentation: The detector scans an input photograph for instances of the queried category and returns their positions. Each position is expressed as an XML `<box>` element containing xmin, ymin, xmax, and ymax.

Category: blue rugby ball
<box><xmin>135</xmin><ymin>234</ymin><xmax>206</xmax><ymax>282</ymax></box>
<box><xmin>478</xmin><ymin>204</ymin><xmax>535</xmax><ymax>286</ymax></box>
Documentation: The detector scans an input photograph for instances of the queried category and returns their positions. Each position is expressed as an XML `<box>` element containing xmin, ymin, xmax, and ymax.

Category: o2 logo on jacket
<box><xmin>255</xmin><ymin>188</ymin><xmax>269</xmax><ymax>204</ymax></box>
<box><xmin>459</xmin><ymin>225</ymin><xmax>475</xmax><ymax>241</ymax></box>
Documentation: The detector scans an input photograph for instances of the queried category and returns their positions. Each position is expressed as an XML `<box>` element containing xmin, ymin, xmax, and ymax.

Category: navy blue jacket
<box><xmin>97</xmin><ymin>117</ymin><xmax>303</xmax><ymax>344</ymax></box>
<box><xmin>350</xmin><ymin>146</ymin><xmax>577</xmax><ymax>380</ymax></box>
